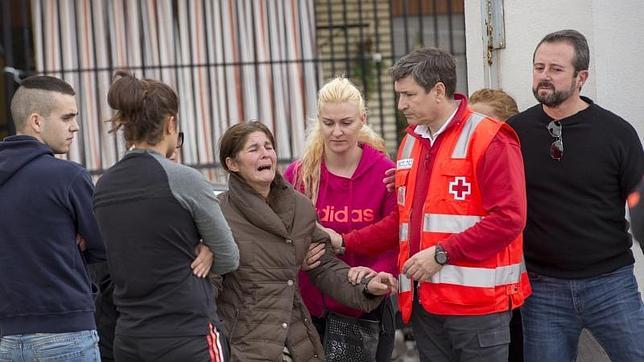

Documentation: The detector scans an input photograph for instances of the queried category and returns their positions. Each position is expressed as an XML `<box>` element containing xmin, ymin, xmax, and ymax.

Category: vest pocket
<box><xmin>437</xmin><ymin>159</ymin><xmax>475</xmax><ymax>205</ymax></box>
<box><xmin>439</xmin><ymin>159</ymin><xmax>473</xmax><ymax>177</ymax></box>
<box><xmin>395</xmin><ymin>168</ymin><xmax>410</xmax><ymax>187</ymax></box>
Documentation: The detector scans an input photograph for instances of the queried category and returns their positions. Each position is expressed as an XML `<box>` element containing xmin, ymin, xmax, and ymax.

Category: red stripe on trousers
<box><xmin>207</xmin><ymin>322</ymin><xmax>222</xmax><ymax>362</ymax></box>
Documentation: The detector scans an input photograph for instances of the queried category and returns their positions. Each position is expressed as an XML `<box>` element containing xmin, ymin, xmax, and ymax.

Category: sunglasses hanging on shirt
<box><xmin>547</xmin><ymin>120</ymin><xmax>563</xmax><ymax>161</ymax></box>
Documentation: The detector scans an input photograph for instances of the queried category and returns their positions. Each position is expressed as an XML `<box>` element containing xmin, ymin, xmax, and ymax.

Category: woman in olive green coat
<box><xmin>216</xmin><ymin>121</ymin><xmax>397</xmax><ymax>361</ymax></box>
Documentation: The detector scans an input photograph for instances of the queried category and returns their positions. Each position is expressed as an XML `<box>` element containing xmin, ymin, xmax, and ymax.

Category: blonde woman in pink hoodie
<box><xmin>284</xmin><ymin>77</ymin><xmax>399</xmax><ymax>361</ymax></box>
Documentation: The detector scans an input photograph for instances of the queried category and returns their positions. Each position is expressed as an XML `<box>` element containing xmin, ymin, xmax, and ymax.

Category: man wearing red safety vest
<box><xmin>391</xmin><ymin>47</ymin><xmax>531</xmax><ymax>361</ymax></box>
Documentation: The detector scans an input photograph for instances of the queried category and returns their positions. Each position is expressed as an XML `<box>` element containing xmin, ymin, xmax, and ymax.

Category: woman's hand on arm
<box><xmin>347</xmin><ymin>266</ymin><xmax>377</xmax><ymax>285</ymax></box>
<box><xmin>76</xmin><ymin>234</ymin><xmax>87</xmax><ymax>251</ymax></box>
<box><xmin>191</xmin><ymin>243</ymin><xmax>214</xmax><ymax>278</ymax></box>
<box><xmin>301</xmin><ymin>242</ymin><xmax>326</xmax><ymax>271</ymax></box>
<box><xmin>365</xmin><ymin>272</ymin><xmax>398</xmax><ymax>296</ymax></box>
<box><xmin>383</xmin><ymin>167</ymin><xmax>395</xmax><ymax>192</ymax></box>
<box><xmin>316</xmin><ymin>222</ymin><xmax>344</xmax><ymax>253</ymax></box>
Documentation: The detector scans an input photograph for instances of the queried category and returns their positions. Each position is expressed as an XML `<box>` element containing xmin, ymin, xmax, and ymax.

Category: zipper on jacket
<box><xmin>229</xmin><ymin>308</ymin><xmax>240</xmax><ymax>340</ymax></box>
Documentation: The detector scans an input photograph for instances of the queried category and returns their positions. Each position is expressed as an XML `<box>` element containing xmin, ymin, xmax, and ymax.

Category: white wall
<box><xmin>465</xmin><ymin>0</ymin><xmax>644</xmax><ymax>286</ymax></box>
<box><xmin>465</xmin><ymin>0</ymin><xmax>644</xmax><ymax>139</ymax></box>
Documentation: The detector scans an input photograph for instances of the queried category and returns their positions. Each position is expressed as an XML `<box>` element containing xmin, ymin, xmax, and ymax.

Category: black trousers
<box><xmin>508</xmin><ymin>309</ymin><xmax>523</xmax><ymax>362</ymax></box>
<box><xmin>313</xmin><ymin>297</ymin><xmax>396</xmax><ymax>362</ymax></box>
<box><xmin>88</xmin><ymin>262</ymin><xmax>117</xmax><ymax>362</ymax></box>
<box><xmin>113</xmin><ymin>324</ymin><xmax>229</xmax><ymax>362</ymax></box>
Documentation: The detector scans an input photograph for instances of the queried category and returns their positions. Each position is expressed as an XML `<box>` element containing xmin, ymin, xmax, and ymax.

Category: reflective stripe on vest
<box><xmin>397</xmin><ymin>136</ymin><xmax>416</xmax><ymax>170</ymax></box>
<box><xmin>452</xmin><ymin>113</ymin><xmax>485</xmax><ymax>158</ymax></box>
<box><xmin>400</xmin><ymin>222</ymin><xmax>409</xmax><ymax>241</ymax></box>
<box><xmin>423</xmin><ymin>213</ymin><xmax>482</xmax><ymax>234</ymax></box>
<box><xmin>400</xmin><ymin>135</ymin><xmax>416</xmax><ymax>160</ymax></box>
<box><xmin>398</xmin><ymin>186</ymin><xmax>406</xmax><ymax>206</ymax></box>
<box><xmin>399</xmin><ymin>274</ymin><xmax>412</xmax><ymax>292</ymax></box>
<box><xmin>428</xmin><ymin>262</ymin><xmax>526</xmax><ymax>288</ymax></box>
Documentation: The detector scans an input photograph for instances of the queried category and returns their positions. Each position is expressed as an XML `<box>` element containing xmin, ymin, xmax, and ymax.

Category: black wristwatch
<box><xmin>434</xmin><ymin>244</ymin><xmax>448</xmax><ymax>265</ymax></box>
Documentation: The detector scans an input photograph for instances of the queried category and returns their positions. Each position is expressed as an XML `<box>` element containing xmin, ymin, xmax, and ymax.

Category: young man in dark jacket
<box><xmin>0</xmin><ymin>76</ymin><xmax>105</xmax><ymax>360</ymax></box>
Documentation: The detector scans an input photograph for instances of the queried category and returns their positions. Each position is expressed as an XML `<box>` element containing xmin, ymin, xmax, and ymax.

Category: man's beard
<box><xmin>532</xmin><ymin>78</ymin><xmax>577</xmax><ymax>107</ymax></box>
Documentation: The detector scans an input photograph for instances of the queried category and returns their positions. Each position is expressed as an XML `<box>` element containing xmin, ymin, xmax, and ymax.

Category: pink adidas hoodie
<box><xmin>284</xmin><ymin>144</ymin><xmax>398</xmax><ymax>318</ymax></box>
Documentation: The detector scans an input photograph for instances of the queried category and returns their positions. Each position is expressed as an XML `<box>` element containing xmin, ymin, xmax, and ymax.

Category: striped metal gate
<box><xmin>1</xmin><ymin>0</ymin><xmax>465</xmax><ymax>180</ymax></box>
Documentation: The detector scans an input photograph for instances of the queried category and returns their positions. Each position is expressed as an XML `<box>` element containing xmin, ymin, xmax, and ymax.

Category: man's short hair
<box><xmin>533</xmin><ymin>29</ymin><xmax>590</xmax><ymax>74</ymax></box>
<box><xmin>10</xmin><ymin>76</ymin><xmax>75</xmax><ymax>131</ymax></box>
<box><xmin>391</xmin><ymin>47</ymin><xmax>457</xmax><ymax>97</ymax></box>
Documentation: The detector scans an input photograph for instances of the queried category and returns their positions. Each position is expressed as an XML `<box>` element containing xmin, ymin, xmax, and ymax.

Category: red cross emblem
<box><xmin>449</xmin><ymin>176</ymin><xmax>471</xmax><ymax>200</ymax></box>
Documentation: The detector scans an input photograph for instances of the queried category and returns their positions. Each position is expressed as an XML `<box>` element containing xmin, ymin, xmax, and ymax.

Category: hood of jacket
<box><xmin>0</xmin><ymin>135</ymin><xmax>53</xmax><ymax>187</ymax></box>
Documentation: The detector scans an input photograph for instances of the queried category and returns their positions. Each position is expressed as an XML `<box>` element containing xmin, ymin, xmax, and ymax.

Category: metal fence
<box><xmin>1</xmin><ymin>0</ymin><xmax>465</xmax><ymax>180</ymax></box>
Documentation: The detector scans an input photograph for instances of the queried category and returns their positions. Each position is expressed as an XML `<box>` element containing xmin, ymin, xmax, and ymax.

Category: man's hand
<box><xmin>76</xmin><ymin>234</ymin><xmax>87</xmax><ymax>251</ymax></box>
<box><xmin>383</xmin><ymin>167</ymin><xmax>395</xmax><ymax>192</ymax></box>
<box><xmin>365</xmin><ymin>272</ymin><xmax>398</xmax><ymax>295</ymax></box>
<box><xmin>302</xmin><ymin>242</ymin><xmax>326</xmax><ymax>271</ymax></box>
<box><xmin>191</xmin><ymin>244</ymin><xmax>213</xmax><ymax>278</ymax></box>
<box><xmin>316</xmin><ymin>222</ymin><xmax>343</xmax><ymax>251</ymax></box>
<box><xmin>402</xmin><ymin>246</ymin><xmax>442</xmax><ymax>282</ymax></box>
<box><xmin>348</xmin><ymin>266</ymin><xmax>377</xmax><ymax>285</ymax></box>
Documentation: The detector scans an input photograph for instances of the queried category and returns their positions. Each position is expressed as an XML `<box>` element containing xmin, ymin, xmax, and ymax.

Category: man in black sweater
<box><xmin>508</xmin><ymin>29</ymin><xmax>644</xmax><ymax>361</ymax></box>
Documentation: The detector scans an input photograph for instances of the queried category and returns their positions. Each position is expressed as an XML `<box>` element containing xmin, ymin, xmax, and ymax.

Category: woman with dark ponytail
<box><xmin>93</xmin><ymin>71</ymin><xmax>239</xmax><ymax>361</ymax></box>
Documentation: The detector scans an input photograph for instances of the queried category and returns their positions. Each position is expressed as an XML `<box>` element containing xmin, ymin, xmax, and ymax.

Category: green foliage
<box><xmin>352</xmin><ymin>37</ymin><xmax>378</xmax><ymax>101</ymax></box>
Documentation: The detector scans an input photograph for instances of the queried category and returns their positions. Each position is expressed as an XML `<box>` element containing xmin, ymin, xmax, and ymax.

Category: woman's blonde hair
<box><xmin>469</xmin><ymin>88</ymin><xmax>519</xmax><ymax>121</ymax></box>
<box><xmin>293</xmin><ymin>76</ymin><xmax>386</xmax><ymax>204</ymax></box>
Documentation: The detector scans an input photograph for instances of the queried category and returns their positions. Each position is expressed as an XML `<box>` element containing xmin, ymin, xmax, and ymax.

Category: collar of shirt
<box><xmin>414</xmin><ymin>101</ymin><xmax>461</xmax><ymax>146</ymax></box>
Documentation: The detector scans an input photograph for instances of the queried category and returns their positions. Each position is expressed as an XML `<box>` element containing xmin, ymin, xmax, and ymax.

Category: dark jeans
<box><xmin>114</xmin><ymin>323</ymin><xmax>228</xmax><ymax>362</ymax></box>
<box><xmin>522</xmin><ymin>264</ymin><xmax>644</xmax><ymax>362</ymax></box>
<box><xmin>313</xmin><ymin>298</ymin><xmax>396</xmax><ymax>362</ymax></box>
<box><xmin>411</xmin><ymin>296</ymin><xmax>512</xmax><ymax>362</ymax></box>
